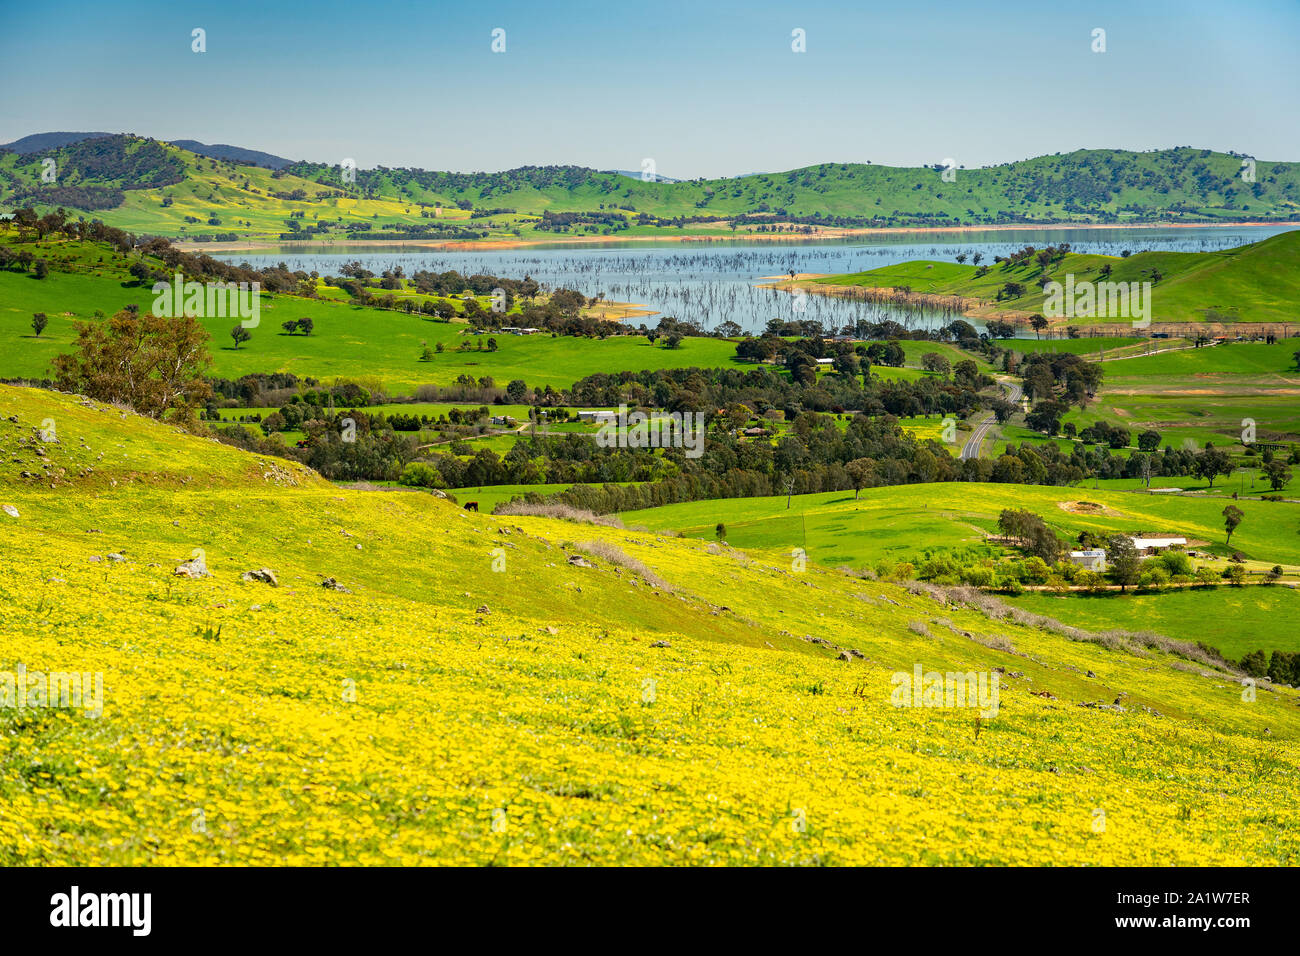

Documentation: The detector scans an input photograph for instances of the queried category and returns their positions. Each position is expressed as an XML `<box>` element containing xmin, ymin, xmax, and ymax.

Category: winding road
<box><xmin>960</xmin><ymin>380</ymin><xmax>1022</xmax><ymax>461</ymax></box>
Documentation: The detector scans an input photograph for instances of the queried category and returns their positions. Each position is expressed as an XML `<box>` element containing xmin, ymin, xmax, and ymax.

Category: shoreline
<box><xmin>770</xmin><ymin>278</ymin><xmax>1299</xmax><ymax>335</ymax></box>
<box><xmin>171</xmin><ymin>220</ymin><xmax>1297</xmax><ymax>254</ymax></box>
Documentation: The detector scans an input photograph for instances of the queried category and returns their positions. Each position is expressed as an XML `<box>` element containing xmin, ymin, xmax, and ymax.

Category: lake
<box><xmin>215</xmin><ymin>225</ymin><xmax>1296</xmax><ymax>335</ymax></box>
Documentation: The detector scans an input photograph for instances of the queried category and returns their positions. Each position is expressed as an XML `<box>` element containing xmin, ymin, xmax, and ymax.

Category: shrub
<box><xmin>397</xmin><ymin>462</ymin><xmax>444</xmax><ymax>488</ymax></box>
<box><xmin>572</xmin><ymin>539</ymin><xmax>671</xmax><ymax>591</ymax></box>
<box><xmin>495</xmin><ymin>501</ymin><xmax>625</xmax><ymax>528</ymax></box>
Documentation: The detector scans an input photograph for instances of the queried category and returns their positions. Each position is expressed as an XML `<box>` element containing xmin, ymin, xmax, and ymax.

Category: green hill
<box><xmin>3</xmin><ymin>136</ymin><xmax>1298</xmax><ymax>243</ymax></box>
<box><xmin>2</xmin><ymin>382</ymin><xmax>1299</xmax><ymax>865</ymax></box>
<box><xmin>814</xmin><ymin>229</ymin><xmax>1300</xmax><ymax>327</ymax></box>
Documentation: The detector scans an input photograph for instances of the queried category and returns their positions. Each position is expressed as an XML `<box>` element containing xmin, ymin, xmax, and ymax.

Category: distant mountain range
<box><xmin>0</xmin><ymin>132</ymin><xmax>295</xmax><ymax>169</ymax></box>
<box><xmin>2</xmin><ymin>132</ymin><xmax>1296</xmax><ymax>241</ymax></box>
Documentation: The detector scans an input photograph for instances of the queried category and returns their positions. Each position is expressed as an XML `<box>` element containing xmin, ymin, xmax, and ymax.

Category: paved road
<box><xmin>960</xmin><ymin>380</ymin><xmax>1021</xmax><ymax>460</ymax></box>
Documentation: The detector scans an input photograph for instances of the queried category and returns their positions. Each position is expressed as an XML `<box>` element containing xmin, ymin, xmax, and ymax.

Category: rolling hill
<box><xmin>2</xmin><ymin>135</ymin><xmax>1298</xmax><ymax>242</ymax></box>
<box><xmin>2</xmin><ymin>381</ymin><xmax>1298</xmax><ymax>864</ymax></box>
<box><xmin>811</xmin><ymin>229</ymin><xmax>1300</xmax><ymax>327</ymax></box>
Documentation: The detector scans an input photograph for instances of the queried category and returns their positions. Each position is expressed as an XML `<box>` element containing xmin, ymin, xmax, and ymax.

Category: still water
<box><xmin>216</xmin><ymin>225</ymin><xmax>1294</xmax><ymax>335</ymax></box>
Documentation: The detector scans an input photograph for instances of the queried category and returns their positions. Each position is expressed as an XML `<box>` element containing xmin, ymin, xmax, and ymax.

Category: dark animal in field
<box><xmin>464</xmin><ymin>501</ymin><xmax>479</xmax><ymax>512</ymax></box>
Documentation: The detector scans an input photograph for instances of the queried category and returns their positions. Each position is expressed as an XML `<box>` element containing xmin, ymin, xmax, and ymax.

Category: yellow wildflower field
<box><xmin>0</xmin><ymin>384</ymin><xmax>1297</xmax><ymax>865</ymax></box>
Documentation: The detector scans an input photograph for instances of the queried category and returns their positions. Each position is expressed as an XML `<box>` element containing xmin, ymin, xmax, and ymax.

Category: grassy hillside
<box><xmin>2</xmin><ymin>382</ymin><xmax>1299</xmax><ymax>865</ymax></box>
<box><xmin>1058</xmin><ymin>341</ymin><xmax>1300</xmax><ymax>448</ymax></box>
<box><xmin>814</xmin><ymin>230</ymin><xmax>1300</xmax><ymax>326</ymax></box>
<box><xmin>4</xmin><ymin>137</ymin><xmax>1299</xmax><ymax>242</ymax></box>
<box><xmin>621</xmin><ymin>483</ymin><xmax>1300</xmax><ymax>654</ymax></box>
<box><xmin>623</xmin><ymin>483</ymin><xmax>1300</xmax><ymax>570</ymax></box>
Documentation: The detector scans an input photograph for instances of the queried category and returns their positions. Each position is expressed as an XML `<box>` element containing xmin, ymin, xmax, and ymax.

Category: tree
<box><xmin>52</xmin><ymin>309</ymin><xmax>211</xmax><ymax>422</ymax></box>
<box><xmin>1193</xmin><ymin>447</ymin><xmax>1232</xmax><ymax>487</ymax></box>
<box><xmin>846</xmin><ymin>458</ymin><xmax>875</xmax><ymax>498</ymax></box>
<box><xmin>31</xmin><ymin>312</ymin><xmax>47</xmax><ymax>337</ymax></box>
<box><xmin>1222</xmin><ymin>504</ymin><xmax>1244</xmax><ymax>545</ymax></box>
<box><xmin>665</xmin><ymin>333</ymin><xmax>684</xmax><ymax>349</ymax></box>
<box><xmin>1137</xmin><ymin>429</ymin><xmax>1161</xmax><ymax>452</ymax></box>
<box><xmin>297</xmin><ymin>317</ymin><xmax>314</xmax><ymax>336</ymax></box>
<box><xmin>1030</xmin><ymin>315</ymin><xmax>1048</xmax><ymax>340</ymax></box>
<box><xmin>1239</xmin><ymin>649</ymin><xmax>1267</xmax><ymax>676</ymax></box>
<box><xmin>1025</xmin><ymin>401</ymin><xmax>1065</xmax><ymax>436</ymax></box>
<box><xmin>920</xmin><ymin>352</ymin><xmax>951</xmax><ymax>376</ymax></box>
<box><xmin>1106</xmin><ymin>534</ymin><xmax>1141</xmax><ymax>592</ymax></box>
<box><xmin>715</xmin><ymin>522</ymin><xmax>726</xmax><ymax>542</ymax></box>
<box><xmin>1224</xmin><ymin>563</ymin><xmax>1246</xmax><ymax>587</ymax></box>
<box><xmin>282</xmin><ymin>320</ymin><xmax>300</xmax><ymax>335</ymax></box>
<box><xmin>1194</xmin><ymin>567</ymin><xmax>1219</xmax><ymax>587</ymax></box>
<box><xmin>32</xmin><ymin>259</ymin><xmax>49</xmax><ymax>279</ymax></box>
<box><xmin>487</xmin><ymin>337</ymin><xmax>498</xmax><ymax>352</ymax></box>
<box><xmin>1262</xmin><ymin>459</ymin><xmax>1292</xmax><ymax>491</ymax></box>
<box><xmin>991</xmin><ymin>399</ymin><xmax>1016</xmax><ymax>424</ymax></box>
<box><xmin>1133</xmin><ymin>452</ymin><xmax>1154</xmax><ymax>489</ymax></box>
<box><xmin>230</xmin><ymin>325</ymin><xmax>251</xmax><ymax>349</ymax></box>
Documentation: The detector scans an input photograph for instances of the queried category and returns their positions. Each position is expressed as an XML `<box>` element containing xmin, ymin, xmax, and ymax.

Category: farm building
<box><xmin>1130</xmin><ymin>536</ymin><xmax>1187</xmax><ymax>554</ymax></box>
<box><xmin>1068</xmin><ymin>549</ymin><xmax>1107</xmax><ymax>572</ymax></box>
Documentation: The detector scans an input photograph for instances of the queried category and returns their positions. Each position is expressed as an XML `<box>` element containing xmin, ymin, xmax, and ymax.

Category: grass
<box><xmin>3</xmin><ymin>382</ymin><xmax>1300</xmax><ymax>865</ymax></box>
<box><xmin>622</xmin><ymin>482</ymin><xmax>1300</xmax><ymax>574</ymax></box>
<box><xmin>1063</xmin><ymin>342</ymin><xmax>1300</xmax><ymax>449</ymax></box>
<box><xmin>623</xmin><ymin>481</ymin><xmax>1300</xmax><ymax>657</ymax></box>
<box><xmin>1006</xmin><ymin>587</ymin><xmax>1300</xmax><ymax>660</ymax></box>
<box><xmin>0</xmin><ymin>235</ymin><xmax>743</xmax><ymax>395</ymax></box>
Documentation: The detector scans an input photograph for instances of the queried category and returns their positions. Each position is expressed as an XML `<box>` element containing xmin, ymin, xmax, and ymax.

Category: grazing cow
<box><xmin>464</xmin><ymin>501</ymin><xmax>479</xmax><ymax>512</ymax></box>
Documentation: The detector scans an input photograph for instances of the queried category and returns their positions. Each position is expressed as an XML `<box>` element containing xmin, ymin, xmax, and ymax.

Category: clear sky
<box><xmin>2</xmin><ymin>0</ymin><xmax>1297</xmax><ymax>177</ymax></box>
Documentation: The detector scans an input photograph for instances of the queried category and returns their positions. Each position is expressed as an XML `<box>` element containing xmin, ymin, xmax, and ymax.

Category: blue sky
<box><xmin>2</xmin><ymin>0</ymin><xmax>1297</xmax><ymax>177</ymax></box>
